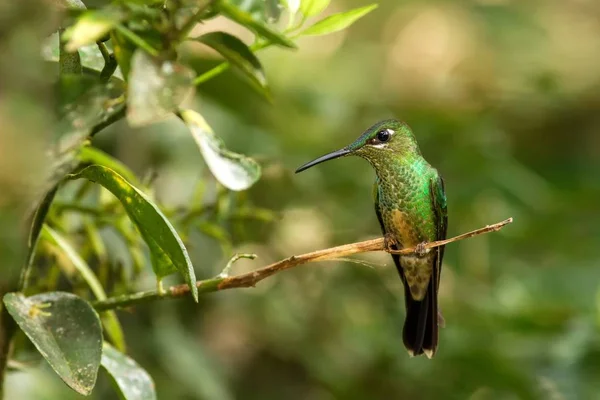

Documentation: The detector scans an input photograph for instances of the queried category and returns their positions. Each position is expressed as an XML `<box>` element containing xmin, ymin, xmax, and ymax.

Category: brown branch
<box><xmin>92</xmin><ymin>218</ymin><xmax>513</xmax><ymax>311</ymax></box>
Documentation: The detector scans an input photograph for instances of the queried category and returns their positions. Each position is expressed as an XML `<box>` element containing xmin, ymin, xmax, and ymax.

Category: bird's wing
<box><xmin>429</xmin><ymin>174</ymin><xmax>448</xmax><ymax>292</ymax></box>
<box><xmin>373</xmin><ymin>181</ymin><xmax>411</xmax><ymax>305</ymax></box>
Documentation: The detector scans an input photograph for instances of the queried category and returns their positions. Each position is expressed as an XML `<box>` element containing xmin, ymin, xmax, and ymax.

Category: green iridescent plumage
<box><xmin>296</xmin><ymin>119</ymin><xmax>448</xmax><ymax>358</ymax></box>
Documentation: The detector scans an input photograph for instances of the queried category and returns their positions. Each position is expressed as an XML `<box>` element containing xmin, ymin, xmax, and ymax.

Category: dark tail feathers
<box><xmin>402</xmin><ymin>275</ymin><xmax>438</xmax><ymax>358</ymax></box>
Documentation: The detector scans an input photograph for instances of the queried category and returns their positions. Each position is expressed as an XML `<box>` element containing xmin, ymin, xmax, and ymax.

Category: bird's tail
<box><xmin>392</xmin><ymin>254</ymin><xmax>439</xmax><ymax>358</ymax></box>
<box><xmin>402</xmin><ymin>278</ymin><xmax>438</xmax><ymax>358</ymax></box>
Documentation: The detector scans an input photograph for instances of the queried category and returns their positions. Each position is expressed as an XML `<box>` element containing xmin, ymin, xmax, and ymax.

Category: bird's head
<box><xmin>295</xmin><ymin>119</ymin><xmax>419</xmax><ymax>173</ymax></box>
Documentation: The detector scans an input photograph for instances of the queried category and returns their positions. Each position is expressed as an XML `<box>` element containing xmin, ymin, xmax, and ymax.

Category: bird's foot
<box><xmin>415</xmin><ymin>241</ymin><xmax>429</xmax><ymax>257</ymax></box>
<box><xmin>384</xmin><ymin>233</ymin><xmax>397</xmax><ymax>252</ymax></box>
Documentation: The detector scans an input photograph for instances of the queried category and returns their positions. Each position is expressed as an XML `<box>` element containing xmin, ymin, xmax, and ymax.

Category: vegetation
<box><xmin>1</xmin><ymin>0</ymin><xmax>599</xmax><ymax>399</ymax></box>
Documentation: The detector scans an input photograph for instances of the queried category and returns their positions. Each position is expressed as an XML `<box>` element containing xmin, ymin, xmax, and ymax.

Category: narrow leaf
<box><xmin>64</xmin><ymin>9</ymin><xmax>123</xmax><ymax>52</ymax></box>
<box><xmin>301</xmin><ymin>4</ymin><xmax>378</xmax><ymax>36</ymax></box>
<box><xmin>180</xmin><ymin>110</ymin><xmax>261</xmax><ymax>191</ymax></box>
<box><xmin>218</xmin><ymin>1</ymin><xmax>297</xmax><ymax>49</ymax></box>
<box><xmin>68</xmin><ymin>165</ymin><xmax>198</xmax><ymax>302</ymax></box>
<box><xmin>127</xmin><ymin>51</ymin><xmax>195</xmax><ymax>127</ymax></box>
<box><xmin>23</xmin><ymin>187</ymin><xmax>58</xmax><ymax>289</ymax></box>
<box><xmin>300</xmin><ymin>0</ymin><xmax>330</xmax><ymax>18</ymax></box>
<box><xmin>3</xmin><ymin>292</ymin><xmax>102</xmax><ymax>395</ymax></box>
<box><xmin>42</xmin><ymin>225</ymin><xmax>126</xmax><ymax>352</ymax></box>
<box><xmin>193</xmin><ymin>32</ymin><xmax>269</xmax><ymax>96</ymax></box>
<box><xmin>101</xmin><ymin>342</ymin><xmax>157</xmax><ymax>400</ymax></box>
<box><xmin>79</xmin><ymin>146</ymin><xmax>140</xmax><ymax>186</ymax></box>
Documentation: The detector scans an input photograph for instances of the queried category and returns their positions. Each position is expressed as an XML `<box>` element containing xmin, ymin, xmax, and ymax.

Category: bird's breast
<box><xmin>383</xmin><ymin>209</ymin><xmax>434</xmax><ymax>301</ymax></box>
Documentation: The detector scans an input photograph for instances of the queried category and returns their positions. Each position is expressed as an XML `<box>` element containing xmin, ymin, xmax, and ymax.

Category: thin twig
<box><xmin>92</xmin><ymin>218</ymin><xmax>513</xmax><ymax>311</ymax></box>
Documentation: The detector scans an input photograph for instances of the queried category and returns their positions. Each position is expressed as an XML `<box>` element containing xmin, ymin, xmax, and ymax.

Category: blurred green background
<box><xmin>3</xmin><ymin>0</ymin><xmax>600</xmax><ymax>399</ymax></box>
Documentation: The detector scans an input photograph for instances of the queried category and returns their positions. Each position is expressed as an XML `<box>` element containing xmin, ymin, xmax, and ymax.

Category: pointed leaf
<box><xmin>42</xmin><ymin>225</ymin><xmax>126</xmax><ymax>352</ymax></box>
<box><xmin>300</xmin><ymin>0</ymin><xmax>329</xmax><ymax>18</ymax></box>
<box><xmin>101</xmin><ymin>342</ymin><xmax>156</xmax><ymax>400</ymax></box>
<box><xmin>193</xmin><ymin>32</ymin><xmax>269</xmax><ymax>96</ymax></box>
<box><xmin>218</xmin><ymin>1</ymin><xmax>296</xmax><ymax>49</ymax></box>
<box><xmin>79</xmin><ymin>146</ymin><xmax>140</xmax><ymax>186</ymax></box>
<box><xmin>63</xmin><ymin>9</ymin><xmax>123</xmax><ymax>52</ymax></box>
<box><xmin>68</xmin><ymin>165</ymin><xmax>198</xmax><ymax>302</ymax></box>
<box><xmin>181</xmin><ymin>110</ymin><xmax>261</xmax><ymax>191</ymax></box>
<box><xmin>127</xmin><ymin>51</ymin><xmax>195</xmax><ymax>127</ymax></box>
<box><xmin>301</xmin><ymin>4</ymin><xmax>378</xmax><ymax>36</ymax></box>
<box><xmin>3</xmin><ymin>292</ymin><xmax>102</xmax><ymax>395</ymax></box>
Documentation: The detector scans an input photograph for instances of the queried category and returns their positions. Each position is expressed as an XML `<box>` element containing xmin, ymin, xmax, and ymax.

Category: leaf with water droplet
<box><xmin>102</xmin><ymin>342</ymin><xmax>157</xmax><ymax>400</ymax></box>
<box><xmin>181</xmin><ymin>110</ymin><xmax>261</xmax><ymax>191</ymax></box>
<box><xmin>127</xmin><ymin>51</ymin><xmax>195</xmax><ymax>127</ymax></box>
<box><xmin>3</xmin><ymin>292</ymin><xmax>102</xmax><ymax>395</ymax></box>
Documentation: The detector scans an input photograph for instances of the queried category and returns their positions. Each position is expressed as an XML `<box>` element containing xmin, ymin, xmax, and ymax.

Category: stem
<box><xmin>96</xmin><ymin>41</ymin><xmax>110</xmax><ymax>63</ymax></box>
<box><xmin>114</xmin><ymin>25</ymin><xmax>159</xmax><ymax>57</ymax></box>
<box><xmin>92</xmin><ymin>218</ymin><xmax>513</xmax><ymax>311</ymax></box>
<box><xmin>89</xmin><ymin>106</ymin><xmax>126</xmax><ymax>138</ymax></box>
<box><xmin>178</xmin><ymin>0</ymin><xmax>215</xmax><ymax>39</ymax></box>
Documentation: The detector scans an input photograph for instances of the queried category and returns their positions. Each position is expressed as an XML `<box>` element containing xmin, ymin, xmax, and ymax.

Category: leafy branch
<box><xmin>92</xmin><ymin>218</ymin><xmax>513</xmax><ymax>311</ymax></box>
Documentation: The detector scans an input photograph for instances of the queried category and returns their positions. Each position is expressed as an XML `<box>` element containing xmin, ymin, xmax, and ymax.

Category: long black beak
<box><xmin>295</xmin><ymin>148</ymin><xmax>351</xmax><ymax>173</ymax></box>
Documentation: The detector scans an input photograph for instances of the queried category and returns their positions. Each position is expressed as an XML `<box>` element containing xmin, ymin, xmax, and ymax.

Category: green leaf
<box><xmin>42</xmin><ymin>225</ymin><xmax>126</xmax><ymax>352</ymax></box>
<box><xmin>218</xmin><ymin>1</ymin><xmax>297</xmax><ymax>49</ymax></box>
<box><xmin>101</xmin><ymin>342</ymin><xmax>157</xmax><ymax>400</ymax></box>
<box><xmin>3</xmin><ymin>292</ymin><xmax>102</xmax><ymax>395</ymax></box>
<box><xmin>300</xmin><ymin>0</ymin><xmax>330</xmax><ymax>18</ymax></box>
<box><xmin>63</xmin><ymin>9</ymin><xmax>123</xmax><ymax>52</ymax></box>
<box><xmin>300</xmin><ymin>4</ymin><xmax>378</xmax><ymax>36</ymax></box>
<box><xmin>193</xmin><ymin>32</ymin><xmax>269</xmax><ymax>96</ymax></box>
<box><xmin>79</xmin><ymin>146</ymin><xmax>139</xmax><ymax>186</ymax></box>
<box><xmin>127</xmin><ymin>51</ymin><xmax>195</xmax><ymax>127</ymax></box>
<box><xmin>180</xmin><ymin>110</ymin><xmax>261</xmax><ymax>191</ymax></box>
<box><xmin>68</xmin><ymin>165</ymin><xmax>198</xmax><ymax>302</ymax></box>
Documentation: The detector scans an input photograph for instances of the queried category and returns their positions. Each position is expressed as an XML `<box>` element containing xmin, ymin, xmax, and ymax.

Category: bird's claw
<box><xmin>384</xmin><ymin>234</ymin><xmax>397</xmax><ymax>252</ymax></box>
<box><xmin>415</xmin><ymin>241</ymin><xmax>428</xmax><ymax>257</ymax></box>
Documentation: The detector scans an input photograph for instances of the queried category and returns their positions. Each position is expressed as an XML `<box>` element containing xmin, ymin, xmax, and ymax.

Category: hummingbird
<box><xmin>295</xmin><ymin>119</ymin><xmax>448</xmax><ymax>358</ymax></box>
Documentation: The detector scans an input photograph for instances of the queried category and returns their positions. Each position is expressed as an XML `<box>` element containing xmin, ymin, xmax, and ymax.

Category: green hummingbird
<box><xmin>295</xmin><ymin>119</ymin><xmax>448</xmax><ymax>358</ymax></box>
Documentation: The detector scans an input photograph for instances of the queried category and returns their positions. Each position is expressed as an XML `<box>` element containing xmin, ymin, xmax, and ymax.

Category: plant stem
<box><xmin>178</xmin><ymin>0</ymin><xmax>215</xmax><ymax>39</ymax></box>
<box><xmin>92</xmin><ymin>218</ymin><xmax>513</xmax><ymax>311</ymax></box>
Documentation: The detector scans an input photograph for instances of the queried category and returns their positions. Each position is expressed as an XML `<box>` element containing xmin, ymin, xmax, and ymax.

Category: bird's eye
<box><xmin>377</xmin><ymin>129</ymin><xmax>392</xmax><ymax>142</ymax></box>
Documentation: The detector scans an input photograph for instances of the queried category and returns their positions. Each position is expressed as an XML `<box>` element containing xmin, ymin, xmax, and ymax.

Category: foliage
<box><xmin>3</xmin><ymin>0</ymin><xmax>600</xmax><ymax>399</ymax></box>
<box><xmin>0</xmin><ymin>0</ymin><xmax>376</xmax><ymax>398</ymax></box>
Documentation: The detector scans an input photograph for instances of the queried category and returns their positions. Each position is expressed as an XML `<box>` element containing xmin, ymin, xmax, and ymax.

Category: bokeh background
<box><xmin>3</xmin><ymin>0</ymin><xmax>600</xmax><ymax>399</ymax></box>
